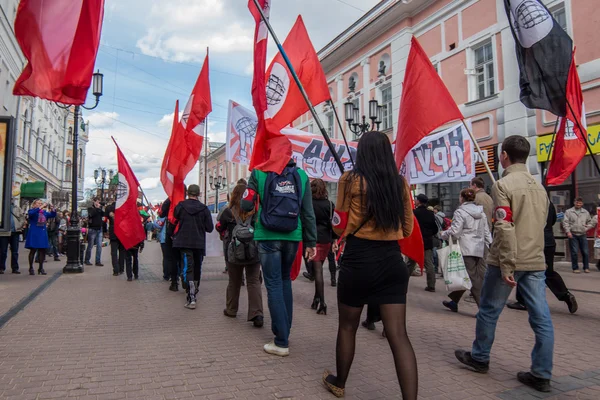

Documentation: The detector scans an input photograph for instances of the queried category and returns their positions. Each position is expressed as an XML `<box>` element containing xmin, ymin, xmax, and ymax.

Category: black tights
<box><xmin>29</xmin><ymin>249</ymin><xmax>45</xmax><ymax>270</ymax></box>
<box><xmin>331</xmin><ymin>303</ymin><xmax>418</xmax><ymax>399</ymax></box>
<box><xmin>313</xmin><ymin>261</ymin><xmax>325</xmax><ymax>304</ymax></box>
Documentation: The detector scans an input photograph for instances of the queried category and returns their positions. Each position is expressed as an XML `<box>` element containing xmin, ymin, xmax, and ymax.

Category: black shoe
<box><xmin>507</xmin><ymin>302</ymin><xmax>527</xmax><ymax>311</ymax></box>
<box><xmin>303</xmin><ymin>272</ymin><xmax>315</xmax><ymax>282</ymax></box>
<box><xmin>517</xmin><ymin>371</ymin><xmax>551</xmax><ymax>392</ymax></box>
<box><xmin>331</xmin><ymin>276</ymin><xmax>337</xmax><ymax>287</ymax></box>
<box><xmin>443</xmin><ymin>301</ymin><xmax>458</xmax><ymax>313</ymax></box>
<box><xmin>223</xmin><ymin>309</ymin><xmax>236</xmax><ymax>318</ymax></box>
<box><xmin>95</xmin><ymin>263</ymin><xmax>104</xmax><ymax>267</ymax></box>
<box><xmin>169</xmin><ymin>283</ymin><xmax>179</xmax><ymax>292</ymax></box>
<box><xmin>12</xmin><ymin>270</ymin><xmax>20</xmax><ymax>274</ymax></box>
<box><xmin>597</xmin><ymin>261</ymin><xmax>600</xmax><ymax>272</ymax></box>
<box><xmin>113</xmin><ymin>272</ymin><xmax>119</xmax><ymax>276</ymax></box>
<box><xmin>252</xmin><ymin>315</ymin><xmax>264</xmax><ymax>328</ymax></box>
<box><xmin>0</xmin><ymin>270</ymin><xmax>4</xmax><ymax>274</ymax></box>
<box><xmin>424</xmin><ymin>287</ymin><xmax>436</xmax><ymax>292</ymax></box>
<box><xmin>29</xmin><ymin>268</ymin><xmax>35</xmax><ymax>276</ymax></box>
<box><xmin>84</xmin><ymin>261</ymin><xmax>93</xmax><ymax>266</ymax></box>
<box><xmin>454</xmin><ymin>350</ymin><xmax>489</xmax><ymax>373</ymax></box>
<box><xmin>317</xmin><ymin>303</ymin><xmax>327</xmax><ymax>315</ymax></box>
<box><xmin>127</xmin><ymin>277</ymin><xmax>133</xmax><ymax>282</ymax></box>
<box><xmin>361</xmin><ymin>320</ymin><xmax>375</xmax><ymax>331</ymax></box>
<box><xmin>311</xmin><ymin>297</ymin><xmax>320</xmax><ymax>310</ymax></box>
<box><xmin>54</xmin><ymin>258</ymin><xmax>60</xmax><ymax>262</ymax></box>
<box><xmin>134</xmin><ymin>275</ymin><xmax>139</xmax><ymax>280</ymax></box>
<box><xmin>38</xmin><ymin>269</ymin><xmax>47</xmax><ymax>276</ymax></box>
<box><xmin>564</xmin><ymin>293</ymin><xmax>578</xmax><ymax>314</ymax></box>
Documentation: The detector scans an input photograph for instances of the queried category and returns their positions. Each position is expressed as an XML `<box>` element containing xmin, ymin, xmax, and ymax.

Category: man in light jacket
<box><xmin>562</xmin><ymin>197</ymin><xmax>592</xmax><ymax>273</ymax></box>
<box><xmin>471</xmin><ymin>177</ymin><xmax>494</xmax><ymax>230</ymax></box>
<box><xmin>455</xmin><ymin>135</ymin><xmax>553</xmax><ymax>393</ymax></box>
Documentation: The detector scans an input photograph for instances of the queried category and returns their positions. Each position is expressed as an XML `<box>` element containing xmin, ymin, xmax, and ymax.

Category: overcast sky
<box><xmin>84</xmin><ymin>0</ymin><xmax>380</xmax><ymax>204</ymax></box>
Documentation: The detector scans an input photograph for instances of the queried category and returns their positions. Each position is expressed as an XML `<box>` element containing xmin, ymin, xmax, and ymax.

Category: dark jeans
<box><xmin>258</xmin><ymin>240</ymin><xmax>299</xmax><ymax>348</ymax></box>
<box><xmin>48</xmin><ymin>233</ymin><xmax>59</xmax><ymax>258</ymax></box>
<box><xmin>166</xmin><ymin>235</ymin><xmax>181</xmax><ymax>284</ymax></box>
<box><xmin>569</xmin><ymin>234</ymin><xmax>589</xmax><ymax>270</ymax></box>
<box><xmin>181</xmin><ymin>248</ymin><xmax>203</xmax><ymax>303</ymax></box>
<box><xmin>0</xmin><ymin>233</ymin><xmax>20</xmax><ymax>272</ymax></box>
<box><xmin>125</xmin><ymin>248</ymin><xmax>139</xmax><ymax>279</ymax></box>
<box><xmin>160</xmin><ymin>242</ymin><xmax>172</xmax><ymax>280</ymax></box>
<box><xmin>516</xmin><ymin>245</ymin><xmax>569</xmax><ymax>303</ymax></box>
<box><xmin>110</xmin><ymin>240</ymin><xmax>125</xmax><ymax>274</ymax></box>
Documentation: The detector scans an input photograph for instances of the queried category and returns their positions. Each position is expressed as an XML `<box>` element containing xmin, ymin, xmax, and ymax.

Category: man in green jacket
<box><xmin>243</xmin><ymin>159</ymin><xmax>317</xmax><ymax>357</ymax></box>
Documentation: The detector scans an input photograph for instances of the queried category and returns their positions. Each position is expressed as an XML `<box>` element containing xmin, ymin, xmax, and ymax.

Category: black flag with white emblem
<box><xmin>505</xmin><ymin>0</ymin><xmax>573</xmax><ymax>117</ymax></box>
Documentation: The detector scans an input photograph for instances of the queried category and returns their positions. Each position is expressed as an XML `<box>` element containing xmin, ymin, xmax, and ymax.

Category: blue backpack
<box><xmin>260</xmin><ymin>166</ymin><xmax>303</xmax><ymax>233</ymax></box>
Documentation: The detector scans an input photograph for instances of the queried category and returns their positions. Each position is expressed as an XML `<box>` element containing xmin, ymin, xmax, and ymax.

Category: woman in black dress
<box><xmin>323</xmin><ymin>131</ymin><xmax>418</xmax><ymax>399</ymax></box>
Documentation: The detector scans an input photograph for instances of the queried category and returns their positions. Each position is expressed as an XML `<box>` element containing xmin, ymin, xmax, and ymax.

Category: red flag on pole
<box><xmin>546</xmin><ymin>51</ymin><xmax>587</xmax><ymax>185</ymax></box>
<box><xmin>394</xmin><ymin>36</ymin><xmax>464</xmax><ymax>171</ymax></box>
<box><xmin>113</xmin><ymin>139</ymin><xmax>146</xmax><ymax>250</ymax></box>
<box><xmin>400</xmin><ymin>196</ymin><xmax>425</xmax><ymax>272</ymax></box>
<box><xmin>13</xmin><ymin>0</ymin><xmax>105</xmax><ymax>104</ymax></box>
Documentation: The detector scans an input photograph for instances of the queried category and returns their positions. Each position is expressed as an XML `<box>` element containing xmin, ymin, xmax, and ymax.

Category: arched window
<box><xmin>65</xmin><ymin>161</ymin><xmax>72</xmax><ymax>182</ymax></box>
<box><xmin>68</xmin><ymin>127</ymin><xmax>73</xmax><ymax>144</ymax></box>
<box><xmin>22</xmin><ymin>110</ymin><xmax>28</xmax><ymax>147</ymax></box>
<box><xmin>78</xmin><ymin>149</ymin><xmax>83</xmax><ymax>178</ymax></box>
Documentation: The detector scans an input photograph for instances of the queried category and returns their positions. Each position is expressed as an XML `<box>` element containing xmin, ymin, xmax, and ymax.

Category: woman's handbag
<box><xmin>437</xmin><ymin>236</ymin><xmax>472</xmax><ymax>292</ymax></box>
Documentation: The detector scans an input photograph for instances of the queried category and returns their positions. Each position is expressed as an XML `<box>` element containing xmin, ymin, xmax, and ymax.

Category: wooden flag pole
<box><xmin>251</xmin><ymin>0</ymin><xmax>344</xmax><ymax>173</ymax></box>
<box><xmin>461</xmin><ymin>119</ymin><xmax>496</xmax><ymax>183</ymax></box>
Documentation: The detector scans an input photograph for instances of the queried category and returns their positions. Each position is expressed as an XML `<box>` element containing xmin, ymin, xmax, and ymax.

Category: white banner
<box><xmin>226</xmin><ymin>100</ymin><xmax>258</xmax><ymax>165</ymax></box>
<box><xmin>405</xmin><ymin>122</ymin><xmax>476</xmax><ymax>184</ymax></box>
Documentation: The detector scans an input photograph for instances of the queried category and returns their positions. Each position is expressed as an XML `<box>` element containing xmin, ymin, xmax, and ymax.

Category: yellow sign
<box><xmin>537</xmin><ymin>124</ymin><xmax>600</xmax><ymax>162</ymax></box>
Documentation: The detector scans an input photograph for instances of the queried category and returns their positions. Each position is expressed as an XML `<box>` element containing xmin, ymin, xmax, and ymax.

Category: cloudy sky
<box><xmin>84</xmin><ymin>0</ymin><xmax>380</xmax><ymax>204</ymax></box>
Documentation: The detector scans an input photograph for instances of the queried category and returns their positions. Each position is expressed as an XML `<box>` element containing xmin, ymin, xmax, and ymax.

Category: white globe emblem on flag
<box><xmin>510</xmin><ymin>0</ymin><xmax>553</xmax><ymax>48</ymax></box>
<box><xmin>265</xmin><ymin>63</ymin><xmax>290</xmax><ymax>118</ymax></box>
<box><xmin>115</xmin><ymin>173</ymin><xmax>130</xmax><ymax>209</ymax></box>
<box><xmin>332</xmin><ymin>211</ymin><xmax>341</xmax><ymax>227</ymax></box>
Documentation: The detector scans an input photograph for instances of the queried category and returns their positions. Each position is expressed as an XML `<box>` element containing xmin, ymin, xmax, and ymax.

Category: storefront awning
<box><xmin>20</xmin><ymin>181</ymin><xmax>46</xmax><ymax>199</ymax></box>
<box><xmin>537</xmin><ymin>124</ymin><xmax>600</xmax><ymax>162</ymax></box>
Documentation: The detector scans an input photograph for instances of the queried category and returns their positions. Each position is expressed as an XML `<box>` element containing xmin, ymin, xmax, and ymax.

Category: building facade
<box><xmin>0</xmin><ymin>0</ymin><xmax>88</xmax><ymax>209</ymax></box>
<box><xmin>292</xmin><ymin>0</ymin><xmax>599</xmax><ymax>256</ymax></box>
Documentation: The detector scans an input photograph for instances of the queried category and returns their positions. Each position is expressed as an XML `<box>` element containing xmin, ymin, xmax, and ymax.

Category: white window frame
<box><xmin>467</xmin><ymin>38</ymin><xmax>497</xmax><ymax>102</ymax></box>
<box><xmin>549</xmin><ymin>2</ymin><xmax>569</xmax><ymax>35</ymax></box>
<box><xmin>326</xmin><ymin>112</ymin><xmax>334</xmax><ymax>138</ymax></box>
<box><xmin>379</xmin><ymin>85</ymin><xmax>393</xmax><ymax>131</ymax></box>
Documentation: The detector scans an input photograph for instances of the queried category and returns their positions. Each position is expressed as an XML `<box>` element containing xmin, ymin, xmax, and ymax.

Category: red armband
<box><xmin>494</xmin><ymin>206</ymin><xmax>513</xmax><ymax>223</ymax></box>
<box><xmin>332</xmin><ymin>210</ymin><xmax>348</xmax><ymax>231</ymax></box>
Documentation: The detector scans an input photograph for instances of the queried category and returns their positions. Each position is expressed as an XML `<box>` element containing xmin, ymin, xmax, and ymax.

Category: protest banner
<box><xmin>405</xmin><ymin>122</ymin><xmax>475</xmax><ymax>184</ymax></box>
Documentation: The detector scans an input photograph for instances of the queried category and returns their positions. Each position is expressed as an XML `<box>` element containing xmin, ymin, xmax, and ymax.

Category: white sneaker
<box><xmin>185</xmin><ymin>301</ymin><xmax>196</xmax><ymax>310</ymax></box>
<box><xmin>263</xmin><ymin>341</ymin><xmax>289</xmax><ymax>357</ymax></box>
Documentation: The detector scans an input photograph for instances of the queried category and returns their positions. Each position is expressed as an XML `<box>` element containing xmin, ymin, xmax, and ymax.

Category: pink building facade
<box><xmin>293</xmin><ymin>0</ymin><xmax>600</xmax><ymax>221</ymax></box>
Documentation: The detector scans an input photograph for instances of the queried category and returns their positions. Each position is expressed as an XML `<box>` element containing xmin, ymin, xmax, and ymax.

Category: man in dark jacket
<box><xmin>407</xmin><ymin>194</ymin><xmax>439</xmax><ymax>291</ymax></box>
<box><xmin>105</xmin><ymin>202</ymin><xmax>125</xmax><ymax>276</ymax></box>
<box><xmin>173</xmin><ymin>185</ymin><xmax>214</xmax><ymax>309</ymax></box>
<box><xmin>85</xmin><ymin>197</ymin><xmax>104</xmax><ymax>266</ymax></box>
<box><xmin>161</xmin><ymin>198</ymin><xmax>182</xmax><ymax>292</ymax></box>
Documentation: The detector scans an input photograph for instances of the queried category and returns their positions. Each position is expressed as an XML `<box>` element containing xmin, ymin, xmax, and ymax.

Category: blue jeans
<box><xmin>85</xmin><ymin>228</ymin><xmax>103</xmax><ymax>264</ymax></box>
<box><xmin>258</xmin><ymin>240</ymin><xmax>299</xmax><ymax>348</ymax></box>
<box><xmin>569</xmin><ymin>235</ymin><xmax>589</xmax><ymax>270</ymax></box>
<box><xmin>472</xmin><ymin>266</ymin><xmax>554</xmax><ymax>379</ymax></box>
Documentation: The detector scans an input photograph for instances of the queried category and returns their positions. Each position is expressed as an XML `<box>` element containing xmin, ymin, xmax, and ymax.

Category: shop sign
<box><xmin>537</xmin><ymin>124</ymin><xmax>600</xmax><ymax>162</ymax></box>
<box><xmin>475</xmin><ymin>145</ymin><xmax>498</xmax><ymax>174</ymax></box>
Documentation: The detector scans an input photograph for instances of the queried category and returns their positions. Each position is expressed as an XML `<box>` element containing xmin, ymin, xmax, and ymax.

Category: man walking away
<box><xmin>407</xmin><ymin>194</ymin><xmax>438</xmax><ymax>291</ymax></box>
<box><xmin>507</xmin><ymin>200</ymin><xmax>578</xmax><ymax>313</ymax></box>
<box><xmin>47</xmin><ymin>213</ymin><xmax>60</xmax><ymax>261</ymax></box>
<box><xmin>85</xmin><ymin>197</ymin><xmax>104</xmax><ymax>266</ymax></box>
<box><xmin>160</xmin><ymin>198</ymin><xmax>181</xmax><ymax>292</ymax></box>
<box><xmin>455</xmin><ymin>135</ymin><xmax>554</xmax><ymax>393</ymax></box>
<box><xmin>173</xmin><ymin>185</ymin><xmax>214</xmax><ymax>309</ymax></box>
<box><xmin>563</xmin><ymin>197</ymin><xmax>592</xmax><ymax>273</ymax></box>
<box><xmin>242</xmin><ymin>159</ymin><xmax>317</xmax><ymax>357</ymax></box>
<box><xmin>125</xmin><ymin>240</ymin><xmax>144</xmax><ymax>282</ymax></box>
<box><xmin>106</xmin><ymin>202</ymin><xmax>125</xmax><ymax>276</ymax></box>
<box><xmin>471</xmin><ymin>177</ymin><xmax>494</xmax><ymax>229</ymax></box>
<box><xmin>154</xmin><ymin>215</ymin><xmax>170</xmax><ymax>281</ymax></box>
<box><xmin>0</xmin><ymin>202</ymin><xmax>24</xmax><ymax>274</ymax></box>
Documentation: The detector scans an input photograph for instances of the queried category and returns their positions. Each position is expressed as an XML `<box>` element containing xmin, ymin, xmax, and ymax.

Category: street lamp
<box><xmin>57</xmin><ymin>70</ymin><xmax>104</xmax><ymax>274</ymax></box>
<box><xmin>344</xmin><ymin>99</ymin><xmax>383</xmax><ymax>138</ymax></box>
<box><xmin>94</xmin><ymin>167</ymin><xmax>114</xmax><ymax>203</ymax></box>
<box><xmin>209</xmin><ymin>167</ymin><xmax>224</xmax><ymax>213</ymax></box>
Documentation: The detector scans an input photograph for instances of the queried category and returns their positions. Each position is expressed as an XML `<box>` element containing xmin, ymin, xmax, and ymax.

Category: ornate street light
<box><xmin>94</xmin><ymin>167</ymin><xmax>113</xmax><ymax>204</ymax></box>
<box><xmin>209</xmin><ymin>167</ymin><xmax>224</xmax><ymax>213</ymax></box>
<box><xmin>344</xmin><ymin>99</ymin><xmax>382</xmax><ymax>138</ymax></box>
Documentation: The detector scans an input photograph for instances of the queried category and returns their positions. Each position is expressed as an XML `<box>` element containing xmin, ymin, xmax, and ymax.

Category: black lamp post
<box><xmin>209</xmin><ymin>167</ymin><xmax>224</xmax><ymax>213</ymax></box>
<box><xmin>94</xmin><ymin>167</ymin><xmax>113</xmax><ymax>203</ymax></box>
<box><xmin>57</xmin><ymin>70</ymin><xmax>104</xmax><ymax>274</ymax></box>
<box><xmin>344</xmin><ymin>99</ymin><xmax>383</xmax><ymax>138</ymax></box>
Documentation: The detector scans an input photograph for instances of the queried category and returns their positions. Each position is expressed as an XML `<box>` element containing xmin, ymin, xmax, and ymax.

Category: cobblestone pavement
<box><xmin>0</xmin><ymin>241</ymin><xmax>599</xmax><ymax>399</ymax></box>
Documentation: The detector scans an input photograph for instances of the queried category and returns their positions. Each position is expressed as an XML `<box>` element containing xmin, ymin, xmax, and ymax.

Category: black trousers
<box><xmin>110</xmin><ymin>240</ymin><xmax>125</xmax><ymax>274</ymax></box>
<box><xmin>125</xmin><ymin>248</ymin><xmax>139</xmax><ymax>279</ymax></box>
<box><xmin>165</xmin><ymin>234</ymin><xmax>180</xmax><ymax>284</ymax></box>
<box><xmin>516</xmin><ymin>245</ymin><xmax>569</xmax><ymax>303</ymax></box>
<box><xmin>327</xmin><ymin>250</ymin><xmax>337</xmax><ymax>276</ymax></box>
<box><xmin>160</xmin><ymin>243</ymin><xmax>172</xmax><ymax>280</ymax></box>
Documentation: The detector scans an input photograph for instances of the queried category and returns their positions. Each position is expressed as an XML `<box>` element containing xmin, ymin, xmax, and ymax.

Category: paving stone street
<box><xmin>1</xmin><ymin>241</ymin><xmax>600</xmax><ymax>399</ymax></box>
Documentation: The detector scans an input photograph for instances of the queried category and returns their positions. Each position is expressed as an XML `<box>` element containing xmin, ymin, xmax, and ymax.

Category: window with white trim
<box><xmin>326</xmin><ymin>113</ymin><xmax>334</xmax><ymax>137</ymax></box>
<box><xmin>550</xmin><ymin>4</ymin><xmax>567</xmax><ymax>32</ymax></box>
<box><xmin>381</xmin><ymin>85</ymin><xmax>393</xmax><ymax>131</ymax></box>
<box><xmin>473</xmin><ymin>41</ymin><xmax>495</xmax><ymax>100</ymax></box>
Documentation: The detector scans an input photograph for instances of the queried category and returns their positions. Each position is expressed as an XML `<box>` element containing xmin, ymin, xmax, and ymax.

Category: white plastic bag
<box><xmin>437</xmin><ymin>236</ymin><xmax>472</xmax><ymax>292</ymax></box>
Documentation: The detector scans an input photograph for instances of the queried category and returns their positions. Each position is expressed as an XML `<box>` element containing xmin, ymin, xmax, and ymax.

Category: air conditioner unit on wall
<box><xmin>464</xmin><ymin>68</ymin><xmax>476</xmax><ymax>76</ymax></box>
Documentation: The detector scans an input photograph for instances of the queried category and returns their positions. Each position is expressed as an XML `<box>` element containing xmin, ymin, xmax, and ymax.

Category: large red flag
<box><xmin>394</xmin><ymin>36</ymin><xmax>464</xmax><ymax>170</ymax></box>
<box><xmin>546</xmin><ymin>51</ymin><xmax>588</xmax><ymax>185</ymax></box>
<box><xmin>13</xmin><ymin>0</ymin><xmax>105</xmax><ymax>104</ymax></box>
<box><xmin>113</xmin><ymin>139</ymin><xmax>146</xmax><ymax>250</ymax></box>
<box><xmin>400</xmin><ymin>197</ymin><xmax>425</xmax><ymax>272</ymax></box>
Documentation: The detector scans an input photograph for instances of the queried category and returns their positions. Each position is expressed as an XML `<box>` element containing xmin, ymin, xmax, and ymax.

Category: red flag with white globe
<box><xmin>113</xmin><ymin>138</ymin><xmax>146</xmax><ymax>250</ymax></box>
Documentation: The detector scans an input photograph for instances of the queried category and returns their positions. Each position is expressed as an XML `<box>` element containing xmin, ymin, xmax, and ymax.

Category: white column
<box><xmin>390</xmin><ymin>31</ymin><xmax>414</xmax><ymax>141</ymax></box>
<box><xmin>361</xmin><ymin>58</ymin><xmax>371</xmax><ymax>113</ymax></box>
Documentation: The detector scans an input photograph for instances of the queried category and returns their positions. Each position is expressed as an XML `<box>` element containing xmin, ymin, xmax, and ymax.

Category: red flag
<box><xmin>546</xmin><ymin>51</ymin><xmax>587</xmax><ymax>185</ymax></box>
<box><xmin>113</xmin><ymin>139</ymin><xmax>146</xmax><ymax>250</ymax></box>
<box><xmin>13</xmin><ymin>0</ymin><xmax>105</xmax><ymax>104</ymax></box>
<box><xmin>394</xmin><ymin>36</ymin><xmax>464</xmax><ymax>170</ymax></box>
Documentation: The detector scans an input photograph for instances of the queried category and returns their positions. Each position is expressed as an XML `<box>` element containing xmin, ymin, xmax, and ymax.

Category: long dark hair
<box><xmin>229</xmin><ymin>183</ymin><xmax>254</xmax><ymax>221</ymax></box>
<box><xmin>349</xmin><ymin>131</ymin><xmax>405</xmax><ymax>232</ymax></box>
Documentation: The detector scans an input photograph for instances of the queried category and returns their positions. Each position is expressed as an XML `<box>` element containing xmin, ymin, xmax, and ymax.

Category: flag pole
<box><xmin>329</xmin><ymin>99</ymin><xmax>355</xmax><ymax>167</ymax></box>
<box><xmin>252</xmin><ymin>0</ymin><xmax>344</xmax><ymax>173</ymax></box>
<box><xmin>461</xmin><ymin>119</ymin><xmax>496</xmax><ymax>183</ymax></box>
<box><xmin>542</xmin><ymin>117</ymin><xmax>560</xmax><ymax>185</ymax></box>
<box><xmin>204</xmin><ymin>115</ymin><xmax>209</xmax><ymax>204</ymax></box>
<box><xmin>565</xmin><ymin>100</ymin><xmax>600</xmax><ymax>176</ymax></box>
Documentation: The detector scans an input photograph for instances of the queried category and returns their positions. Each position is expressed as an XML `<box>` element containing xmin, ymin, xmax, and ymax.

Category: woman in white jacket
<box><xmin>440</xmin><ymin>188</ymin><xmax>492</xmax><ymax>313</ymax></box>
